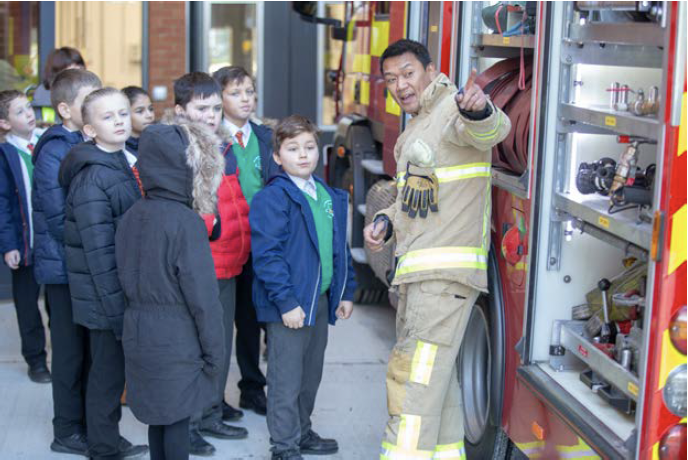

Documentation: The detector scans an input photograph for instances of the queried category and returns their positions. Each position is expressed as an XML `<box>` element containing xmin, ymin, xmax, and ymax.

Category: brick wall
<box><xmin>0</xmin><ymin>3</ymin><xmax>8</xmax><ymax>60</ymax></box>
<box><xmin>148</xmin><ymin>2</ymin><xmax>186</xmax><ymax>113</ymax></box>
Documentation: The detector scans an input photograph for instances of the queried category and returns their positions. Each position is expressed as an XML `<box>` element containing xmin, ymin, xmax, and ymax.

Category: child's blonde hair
<box><xmin>81</xmin><ymin>87</ymin><xmax>126</xmax><ymax>125</ymax></box>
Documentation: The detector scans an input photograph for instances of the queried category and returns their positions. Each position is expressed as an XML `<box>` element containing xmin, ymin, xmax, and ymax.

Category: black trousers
<box><xmin>200</xmin><ymin>278</ymin><xmax>236</xmax><ymax>425</ymax></box>
<box><xmin>266</xmin><ymin>295</ymin><xmax>329</xmax><ymax>453</ymax></box>
<box><xmin>11</xmin><ymin>265</ymin><xmax>46</xmax><ymax>366</ymax></box>
<box><xmin>46</xmin><ymin>284</ymin><xmax>89</xmax><ymax>439</ymax></box>
<box><xmin>87</xmin><ymin>329</ymin><xmax>125</xmax><ymax>459</ymax></box>
<box><xmin>149</xmin><ymin>417</ymin><xmax>190</xmax><ymax>460</ymax></box>
<box><xmin>235</xmin><ymin>258</ymin><xmax>266</xmax><ymax>396</ymax></box>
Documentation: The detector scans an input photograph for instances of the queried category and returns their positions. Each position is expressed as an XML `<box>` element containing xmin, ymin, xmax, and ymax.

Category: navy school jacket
<box><xmin>31</xmin><ymin>124</ymin><xmax>84</xmax><ymax>284</ymax></box>
<box><xmin>0</xmin><ymin>143</ymin><xmax>32</xmax><ymax>265</ymax></box>
<box><xmin>249</xmin><ymin>121</ymin><xmax>280</xmax><ymax>183</ymax></box>
<box><xmin>249</xmin><ymin>173</ymin><xmax>356</xmax><ymax>326</ymax></box>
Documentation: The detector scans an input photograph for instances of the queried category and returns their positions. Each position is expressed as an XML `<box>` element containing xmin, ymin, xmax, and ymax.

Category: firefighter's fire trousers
<box><xmin>382</xmin><ymin>280</ymin><xmax>479</xmax><ymax>460</ymax></box>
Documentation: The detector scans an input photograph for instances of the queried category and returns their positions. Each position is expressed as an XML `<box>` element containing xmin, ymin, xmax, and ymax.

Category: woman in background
<box><xmin>32</xmin><ymin>47</ymin><xmax>85</xmax><ymax>125</ymax></box>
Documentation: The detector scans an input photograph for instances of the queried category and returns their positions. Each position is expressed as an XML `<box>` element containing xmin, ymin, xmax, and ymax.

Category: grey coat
<box><xmin>115</xmin><ymin>121</ymin><xmax>225</xmax><ymax>425</ymax></box>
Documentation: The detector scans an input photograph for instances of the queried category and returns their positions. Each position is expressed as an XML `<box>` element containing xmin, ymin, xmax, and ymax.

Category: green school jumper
<box><xmin>17</xmin><ymin>148</ymin><xmax>34</xmax><ymax>182</ymax></box>
<box><xmin>304</xmin><ymin>182</ymin><xmax>334</xmax><ymax>294</ymax></box>
<box><xmin>232</xmin><ymin>132</ymin><xmax>263</xmax><ymax>206</ymax></box>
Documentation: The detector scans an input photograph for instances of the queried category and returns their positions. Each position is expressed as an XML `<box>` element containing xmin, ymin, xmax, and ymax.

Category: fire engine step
<box><xmin>361</xmin><ymin>159</ymin><xmax>385</xmax><ymax>175</ymax></box>
<box><xmin>520</xmin><ymin>365</ymin><xmax>635</xmax><ymax>457</ymax></box>
<box><xmin>350</xmin><ymin>247</ymin><xmax>368</xmax><ymax>264</ymax></box>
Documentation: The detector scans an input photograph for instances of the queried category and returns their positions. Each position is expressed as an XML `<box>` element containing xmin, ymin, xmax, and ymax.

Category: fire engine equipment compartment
<box><xmin>527</xmin><ymin>2</ymin><xmax>671</xmax><ymax>446</ymax></box>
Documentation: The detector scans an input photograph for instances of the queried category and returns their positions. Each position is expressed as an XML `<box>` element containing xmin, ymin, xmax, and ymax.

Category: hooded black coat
<box><xmin>58</xmin><ymin>142</ymin><xmax>142</xmax><ymax>336</ymax></box>
<box><xmin>115</xmin><ymin>122</ymin><xmax>225</xmax><ymax>426</ymax></box>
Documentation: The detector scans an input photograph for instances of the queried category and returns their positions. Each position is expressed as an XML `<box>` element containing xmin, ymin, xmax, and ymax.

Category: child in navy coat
<box><xmin>250</xmin><ymin>115</ymin><xmax>356</xmax><ymax>460</ymax></box>
<box><xmin>0</xmin><ymin>90</ymin><xmax>49</xmax><ymax>384</ymax></box>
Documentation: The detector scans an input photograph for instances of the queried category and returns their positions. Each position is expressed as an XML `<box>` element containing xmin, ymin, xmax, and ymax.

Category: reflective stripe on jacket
<box><xmin>376</xmin><ymin>73</ymin><xmax>510</xmax><ymax>292</ymax></box>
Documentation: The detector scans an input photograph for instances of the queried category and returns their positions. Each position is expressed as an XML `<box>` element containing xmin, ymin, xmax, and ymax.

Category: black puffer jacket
<box><xmin>58</xmin><ymin>142</ymin><xmax>142</xmax><ymax>336</ymax></box>
<box><xmin>115</xmin><ymin>122</ymin><xmax>225</xmax><ymax>425</ymax></box>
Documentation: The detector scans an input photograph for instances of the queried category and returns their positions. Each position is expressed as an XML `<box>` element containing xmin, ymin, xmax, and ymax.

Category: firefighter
<box><xmin>364</xmin><ymin>39</ymin><xmax>510</xmax><ymax>459</ymax></box>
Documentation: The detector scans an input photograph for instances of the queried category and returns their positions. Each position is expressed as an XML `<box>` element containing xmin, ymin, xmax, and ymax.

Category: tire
<box><xmin>459</xmin><ymin>250</ymin><xmax>511</xmax><ymax>459</ymax></box>
<box><xmin>330</xmin><ymin>147</ymin><xmax>387</xmax><ymax>305</ymax></box>
<box><xmin>460</xmin><ymin>299</ymin><xmax>503</xmax><ymax>459</ymax></box>
<box><xmin>352</xmin><ymin>262</ymin><xmax>388</xmax><ymax>304</ymax></box>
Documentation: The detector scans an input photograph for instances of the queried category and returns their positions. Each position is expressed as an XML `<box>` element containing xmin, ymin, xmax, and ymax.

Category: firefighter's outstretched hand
<box><xmin>455</xmin><ymin>69</ymin><xmax>487</xmax><ymax>112</ymax></box>
<box><xmin>336</xmin><ymin>301</ymin><xmax>354</xmax><ymax>320</ymax></box>
<box><xmin>282</xmin><ymin>306</ymin><xmax>306</xmax><ymax>329</ymax></box>
<box><xmin>401</xmin><ymin>168</ymin><xmax>439</xmax><ymax>219</ymax></box>
<box><xmin>364</xmin><ymin>220</ymin><xmax>387</xmax><ymax>253</ymax></box>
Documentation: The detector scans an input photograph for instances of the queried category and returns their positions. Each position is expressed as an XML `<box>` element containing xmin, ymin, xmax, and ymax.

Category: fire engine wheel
<box><xmin>459</xmin><ymin>300</ymin><xmax>510</xmax><ymax>459</ymax></box>
<box><xmin>352</xmin><ymin>262</ymin><xmax>388</xmax><ymax>305</ymax></box>
<box><xmin>459</xmin><ymin>249</ymin><xmax>513</xmax><ymax>459</ymax></box>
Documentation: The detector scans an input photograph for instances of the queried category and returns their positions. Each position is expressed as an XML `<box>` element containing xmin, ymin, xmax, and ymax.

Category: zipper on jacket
<box><xmin>337</xmin><ymin>239</ymin><xmax>348</xmax><ymax>305</ymax></box>
<box><xmin>222</xmin><ymin>143</ymin><xmax>248</xmax><ymax>262</ymax></box>
<box><xmin>309</xmin><ymin>263</ymin><xmax>321</xmax><ymax>325</ymax></box>
<box><xmin>225</xmin><ymin>174</ymin><xmax>247</xmax><ymax>260</ymax></box>
<box><xmin>16</xmin><ymin>187</ymin><xmax>30</xmax><ymax>267</ymax></box>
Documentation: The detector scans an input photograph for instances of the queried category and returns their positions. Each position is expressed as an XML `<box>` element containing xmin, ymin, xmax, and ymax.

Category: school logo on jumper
<box><xmin>323</xmin><ymin>199</ymin><xmax>334</xmax><ymax>219</ymax></box>
<box><xmin>254</xmin><ymin>156</ymin><xmax>262</xmax><ymax>171</ymax></box>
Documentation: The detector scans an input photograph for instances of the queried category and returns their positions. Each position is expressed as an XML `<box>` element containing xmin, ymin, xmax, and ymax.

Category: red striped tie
<box><xmin>235</xmin><ymin>131</ymin><xmax>245</xmax><ymax>149</ymax></box>
<box><xmin>131</xmin><ymin>166</ymin><xmax>145</xmax><ymax>196</ymax></box>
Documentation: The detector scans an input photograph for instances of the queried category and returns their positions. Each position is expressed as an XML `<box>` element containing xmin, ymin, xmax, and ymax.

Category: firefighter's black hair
<box><xmin>380</xmin><ymin>39</ymin><xmax>433</xmax><ymax>74</ymax></box>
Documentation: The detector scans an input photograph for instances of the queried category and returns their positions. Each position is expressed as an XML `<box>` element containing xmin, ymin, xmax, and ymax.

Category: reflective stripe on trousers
<box><xmin>381</xmin><ymin>441</ymin><xmax>466</xmax><ymax>459</ymax></box>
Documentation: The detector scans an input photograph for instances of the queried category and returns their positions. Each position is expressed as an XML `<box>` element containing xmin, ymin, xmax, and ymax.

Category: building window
<box><xmin>55</xmin><ymin>2</ymin><xmax>143</xmax><ymax>88</ymax></box>
<box><xmin>208</xmin><ymin>2</ymin><xmax>258</xmax><ymax>76</ymax></box>
<box><xmin>0</xmin><ymin>2</ymin><xmax>40</xmax><ymax>92</ymax></box>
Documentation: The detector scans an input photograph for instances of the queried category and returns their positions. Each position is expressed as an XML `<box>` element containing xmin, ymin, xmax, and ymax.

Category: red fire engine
<box><xmin>296</xmin><ymin>1</ymin><xmax>686</xmax><ymax>459</ymax></box>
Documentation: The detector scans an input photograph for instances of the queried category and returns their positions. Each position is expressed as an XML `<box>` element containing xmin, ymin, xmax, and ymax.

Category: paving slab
<box><xmin>0</xmin><ymin>299</ymin><xmax>396</xmax><ymax>459</ymax></box>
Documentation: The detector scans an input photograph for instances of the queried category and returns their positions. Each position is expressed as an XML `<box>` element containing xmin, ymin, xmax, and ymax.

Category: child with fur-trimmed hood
<box><xmin>114</xmin><ymin>120</ymin><xmax>226</xmax><ymax>459</ymax></box>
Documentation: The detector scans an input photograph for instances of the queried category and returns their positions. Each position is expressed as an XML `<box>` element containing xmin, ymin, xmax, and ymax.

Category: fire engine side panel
<box><xmin>381</xmin><ymin>1</ymin><xmax>406</xmax><ymax>176</ymax></box>
<box><xmin>340</xmin><ymin>1</ymin><xmax>402</xmax><ymax>177</ymax></box>
<box><xmin>342</xmin><ymin>3</ymin><xmax>371</xmax><ymax>118</ymax></box>
<box><xmin>638</xmin><ymin>3</ymin><xmax>687</xmax><ymax>456</ymax></box>
<box><xmin>491</xmin><ymin>188</ymin><xmax>529</xmax><ymax>426</ymax></box>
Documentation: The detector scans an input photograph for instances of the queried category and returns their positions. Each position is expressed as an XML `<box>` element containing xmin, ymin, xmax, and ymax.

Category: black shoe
<box><xmin>199</xmin><ymin>420</ymin><xmax>249</xmax><ymax>440</ymax></box>
<box><xmin>222</xmin><ymin>401</ymin><xmax>244</xmax><ymax>421</ymax></box>
<box><xmin>118</xmin><ymin>437</ymin><xmax>148</xmax><ymax>458</ymax></box>
<box><xmin>28</xmin><ymin>362</ymin><xmax>51</xmax><ymax>384</ymax></box>
<box><xmin>299</xmin><ymin>430</ymin><xmax>338</xmax><ymax>455</ymax></box>
<box><xmin>190</xmin><ymin>429</ymin><xmax>216</xmax><ymax>457</ymax></box>
<box><xmin>239</xmin><ymin>391</ymin><xmax>267</xmax><ymax>416</ymax></box>
<box><xmin>271</xmin><ymin>449</ymin><xmax>303</xmax><ymax>460</ymax></box>
<box><xmin>50</xmin><ymin>433</ymin><xmax>89</xmax><ymax>457</ymax></box>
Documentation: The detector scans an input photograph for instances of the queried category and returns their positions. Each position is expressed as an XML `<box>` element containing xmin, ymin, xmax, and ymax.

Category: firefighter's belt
<box><xmin>400</xmin><ymin>164</ymin><xmax>439</xmax><ymax>219</ymax></box>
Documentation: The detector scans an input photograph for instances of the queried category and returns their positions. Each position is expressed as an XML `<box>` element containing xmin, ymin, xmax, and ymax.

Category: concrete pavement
<box><xmin>0</xmin><ymin>299</ymin><xmax>396</xmax><ymax>459</ymax></box>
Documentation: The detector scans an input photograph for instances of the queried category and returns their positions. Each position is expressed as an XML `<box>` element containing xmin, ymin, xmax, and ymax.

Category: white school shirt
<box><xmin>95</xmin><ymin>144</ymin><xmax>137</xmax><ymax>167</ymax></box>
<box><xmin>286</xmin><ymin>173</ymin><xmax>317</xmax><ymax>200</ymax></box>
<box><xmin>222</xmin><ymin>118</ymin><xmax>252</xmax><ymax>146</ymax></box>
<box><xmin>5</xmin><ymin>128</ymin><xmax>45</xmax><ymax>247</ymax></box>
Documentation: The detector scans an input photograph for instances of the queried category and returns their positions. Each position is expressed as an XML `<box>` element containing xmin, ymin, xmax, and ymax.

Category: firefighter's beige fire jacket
<box><xmin>376</xmin><ymin>73</ymin><xmax>510</xmax><ymax>292</ymax></box>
